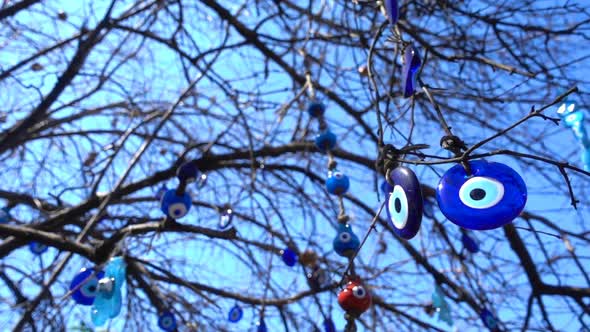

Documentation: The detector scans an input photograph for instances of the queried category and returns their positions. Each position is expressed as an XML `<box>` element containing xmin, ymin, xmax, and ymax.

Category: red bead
<box><xmin>337</xmin><ymin>278</ymin><xmax>371</xmax><ymax>316</ymax></box>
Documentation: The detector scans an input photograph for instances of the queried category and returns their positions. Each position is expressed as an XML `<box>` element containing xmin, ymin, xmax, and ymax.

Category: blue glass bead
<box><xmin>307</xmin><ymin>102</ymin><xmax>326</xmax><ymax>117</ymax></box>
<box><xmin>70</xmin><ymin>268</ymin><xmax>105</xmax><ymax>306</ymax></box>
<box><xmin>160</xmin><ymin>189</ymin><xmax>192</xmax><ymax>219</ymax></box>
<box><xmin>0</xmin><ymin>206</ymin><xmax>11</xmax><ymax>223</ymax></box>
<box><xmin>401</xmin><ymin>44</ymin><xmax>421</xmax><ymax>98</ymax></box>
<box><xmin>315</xmin><ymin>130</ymin><xmax>337</xmax><ymax>152</ymax></box>
<box><xmin>257</xmin><ymin>319</ymin><xmax>267</xmax><ymax>332</ymax></box>
<box><xmin>158</xmin><ymin>311</ymin><xmax>177</xmax><ymax>331</ymax></box>
<box><xmin>228</xmin><ymin>304</ymin><xmax>243</xmax><ymax>323</ymax></box>
<box><xmin>384</xmin><ymin>0</ymin><xmax>399</xmax><ymax>25</ymax></box>
<box><xmin>281</xmin><ymin>248</ymin><xmax>298</xmax><ymax>267</ymax></box>
<box><xmin>385</xmin><ymin>166</ymin><xmax>423</xmax><ymax>239</ymax></box>
<box><xmin>155</xmin><ymin>185</ymin><xmax>168</xmax><ymax>201</ymax></box>
<box><xmin>176</xmin><ymin>161</ymin><xmax>200</xmax><ymax>183</ymax></box>
<box><xmin>325</xmin><ymin>170</ymin><xmax>350</xmax><ymax>196</ymax></box>
<box><xmin>333</xmin><ymin>223</ymin><xmax>360</xmax><ymax>257</ymax></box>
<box><xmin>29</xmin><ymin>242</ymin><xmax>48</xmax><ymax>255</ymax></box>
<box><xmin>91</xmin><ymin>257</ymin><xmax>126</xmax><ymax>326</ymax></box>
<box><xmin>480</xmin><ymin>308</ymin><xmax>500</xmax><ymax>331</ymax></box>
<box><xmin>380</xmin><ymin>180</ymin><xmax>393</xmax><ymax>196</ymax></box>
<box><xmin>218</xmin><ymin>209</ymin><xmax>234</xmax><ymax>230</ymax></box>
<box><xmin>436</xmin><ymin>160</ymin><xmax>527</xmax><ymax>230</ymax></box>
<box><xmin>461</xmin><ymin>233</ymin><xmax>479</xmax><ymax>253</ymax></box>
<box><xmin>323</xmin><ymin>318</ymin><xmax>336</xmax><ymax>332</ymax></box>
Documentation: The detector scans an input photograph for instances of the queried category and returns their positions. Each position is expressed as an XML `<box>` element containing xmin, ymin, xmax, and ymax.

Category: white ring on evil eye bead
<box><xmin>168</xmin><ymin>203</ymin><xmax>188</xmax><ymax>218</ymax></box>
<box><xmin>80</xmin><ymin>280</ymin><xmax>98</xmax><ymax>297</ymax></box>
<box><xmin>388</xmin><ymin>185</ymin><xmax>409</xmax><ymax>229</ymax></box>
<box><xmin>352</xmin><ymin>285</ymin><xmax>366</xmax><ymax>298</ymax></box>
<box><xmin>339</xmin><ymin>232</ymin><xmax>351</xmax><ymax>243</ymax></box>
<box><xmin>458</xmin><ymin>177</ymin><xmax>505</xmax><ymax>209</ymax></box>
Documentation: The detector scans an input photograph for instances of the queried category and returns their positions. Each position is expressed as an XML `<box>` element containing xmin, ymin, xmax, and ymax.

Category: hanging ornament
<box><xmin>557</xmin><ymin>101</ymin><xmax>590</xmax><ymax>171</ymax></box>
<box><xmin>29</xmin><ymin>242</ymin><xmax>48</xmax><ymax>255</ymax></box>
<box><xmin>157</xmin><ymin>311</ymin><xmax>177</xmax><ymax>331</ymax></box>
<box><xmin>299</xmin><ymin>249</ymin><xmax>318</xmax><ymax>267</ymax></box>
<box><xmin>70</xmin><ymin>268</ymin><xmax>105</xmax><ymax>306</ymax></box>
<box><xmin>480</xmin><ymin>308</ymin><xmax>500</xmax><ymax>332</ymax></box>
<box><xmin>228</xmin><ymin>304</ymin><xmax>243</xmax><ymax>323</ymax></box>
<box><xmin>385</xmin><ymin>166</ymin><xmax>423</xmax><ymax>239</ymax></box>
<box><xmin>326</xmin><ymin>170</ymin><xmax>350</xmax><ymax>196</ymax></box>
<box><xmin>256</xmin><ymin>318</ymin><xmax>268</xmax><ymax>332</ymax></box>
<box><xmin>280</xmin><ymin>248</ymin><xmax>298</xmax><ymax>267</ymax></box>
<box><xmin>0</xmin><ymin>206</ymin><xmax>11</xmax><ymax>223</ymax></box>
<box><xmin>307</xmin><ymin>102</ymin><xmax>326</xmax><ymax>118</ymax></box>
<box><xmin>431</xmin><ymin>285</ymin><xmax>453</xmax><ymax>325</ymax></box>
<box><xmin>91</xmin><ymin>257</ymin><xmax>127</xmax><ymax>326</ymax></box>
<box><xmin>323</xmin><ymin>317</ymin><xmax>336</xmax><ymax>332</ymax></box>
<box><xmin>384</xmin><ymin>0</ymin><xmax>399</xmax><ymax>25</ymax></box>
<box><xmin>436</xmin><ymin>160</ymin><xmax>527</xmax><ymax>230</ymax></box>
<box><xmin>333</xmin><ymin>223</ymin><xmax>360</xmax><ymax>258</ymax></box>
<box><xmin>338</xmin><ymin>277</ymin><xmax>372</xmax><ymax>317</ymax></box>
<box><xmin>218</xmin><ymin>208</ymin><xmax>234</xmax><ymax>230</ymax></box>
<box><xmin>307</xmin><ymin>265</ymin><xmax>328</xmax><ymax>291</ymax></box>
<box><xmin>315</xmin><ymin>129</ymin><xmax>337</xmax><ymax>153</ymax></box>
<box><xmin>176</xmin><ymin>161</ymin><xmax>200</xmax><ymax>183</ymax></box>
<box><xmin>160</xmin><ymin>189</ymin><xmax>192</xmax><ymax>219</ymax></box>
<box><xmin>461</xmin><ymin>232</ymin><xmax>479</xmax><ymax>254</ymax></box>
<box><xmin>401</xmin><ymin>44</ymin><xmax>421</xmax><ymax>98</ymax></box>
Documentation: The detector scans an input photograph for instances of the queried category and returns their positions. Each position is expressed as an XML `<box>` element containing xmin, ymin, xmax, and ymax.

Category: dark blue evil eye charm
<box><xmin>0</xmin><ymin>206</ymin><xmax>11</xmax><ymax>223</ymax></box>
<box><xmin>436</xmin><ymin>160</ymin><xmax>527</xmax><ymax>230</ymax></box>
<box><xmin>385</xmin><ymin>166</ymin><xmax>423</xmax><ymax>239</ymax></box>
<box><xmin>326</xmin><ymin>170</ymin><xmax>350</xmax><ymax>196</ymax></box>
<box><xmin>461</xmin><ymin>233</ymin><xmax>479</xmax><ymax>253</ymax></box>
<box><xmin>401</xmin><ymin>44</ymin><xmax>421</xmax><ymax>98</ymax></box>
<box><xmin>160</xmin><ymin>189</ymin><xmax>191</xmax><ymax>219</ymax></box>
<box><xmin>315</xmin><ymin>130</ymin><xmax>337</xmax><ymax>152</ymax></box>
<box><xmin>158</xmin><ymin>311</ymin><xmax>177</xmax><ymax>331</ymax></box>
<box><xmin>257</xmin><ymin>318</ymin><xmax>267</xmax><ymax>332</ymax></box>
<box><xmin>333</xmin><ymin>223</ymin><xmax>360</xmax><ymax>257</ymax></box>
<box><xmin>384</xmin><ymin>0</ymin><xmax>399</xmax><ymax>25</ymax></box>
<box><xmin>281</xmin><ymin>248</ymin><xmax>298</xmax><ymax>266</ymax></box>
<box><xmin>228</xmin><ymin>304</ymin><xmax>243</xmax><ymax>323</ymax></box>
<box><xmin>307</xmin><ymin>102</ymin><xmax>326</xmax><ymax>118</ymax></box>
<box><xmin>218</xmin><ymin>209</ymin><xmax>234</xmax><ymax>230</ymax></box>
<box><xmin>480</xmin><ymin>308</ymin><xmax>500</xmax><ymax>331</ymax></box>
<box><xmin>70</xmin><ymin>268</ymin><xmax>105</xmax><ymax>306</ymax></box>
<box><xmin>176</xmin><ymin>161</ymin><xmax>200</xmax><ymax>183</ymax></box>
<box><xmin>29</xmin><ymin>242</ymin><xmax>48</xmax><ymax>255</ymax></box>
<box><xmin>323</xmin><ymin>318</ymin><xmax>336</xmax><ymax>332</ymax></box>
<box><xmin>155</xmin><ymin>185</ymin><xmax>168</xmax><ymax>201</ymax></box>
<box><xmin>380</xmin><ymin>180</ymin><xmax>393</xmax><ymax>196</ymax></box>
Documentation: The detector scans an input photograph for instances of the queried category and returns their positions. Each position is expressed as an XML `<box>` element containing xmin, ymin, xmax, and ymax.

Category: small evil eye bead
<box><xmin>176</xmin><ymin>161</ymin><xmax>200</xmax><ymax>183</ymax></box>
<box><xmin>401</xmin><ymin>44</ymin><xmax>421</xmax><ymax>98</ymax></box>
<box><xmin>158</xmin><ymin>311</ymin><xmax>177</xmax><ymax>331</ymax></box>
<box><xmin>325</xmin><ymin>170</ymin><xmax>350</xmax><ymax>196</ymax></box>
<box><xmin>337</xmin><ymin>279</ymin><xmax>372</xmax><ymax>317</ymax></box>
<box><xmin>70</xmin><ymin>268</ymin><xmax>105</xmax><ymax>306</ymax></box>
<box><xmin>385</xmin><ymin>166</ymin><xmax>423</xmax><ymax>239</ymax></box>
<box><xmin>256</xmin><ymin>319</ymin><xmax>268</xmax><ymax>332</ymax></box>
<box><xmin>436</xmin><ymin>160</ymin><xmax>527</xmax><ymax>230</ymax></box>
<box><xmin>384</xmin><ymin>0</ymin><xmax>399</xmax><ymax>25</ymax></box>
<box><xmin>307</xmin><ymin>102</ymin><xmax>326</xmax><ymax>118</ymax></box>
<box><xmin>280</xmin><ymin>248</ymin><xmax>298</xmax><ymax>267</ymax></box>
<box><xmin>480</xmin><ymin>309</ymin><xmax>500</xmax><ymax>331</ymax></box>
<box><xmin>323</xmin><ymin>318</ymin><xmax>336</xmax><ymax>332</ymax></box>
<box><xmin>315</xmin><ymin>130</ymin><xmax>337</xmax><ymax>153</ymax></box>
<box><xmin>160</xmin><ymin>189</ymin><xmax>192</xmax><ymax>219</ymax></box>
<box><xmin>461</xmin><ymin>233</ymin><xmax>479</xmax><ymax>254</ymax></box>
<box><xmin>228</xmin><ymin>304</ymin><xmax>243</xmax><ymax>323</ymax></box>
<box><xmin>332</xmin><ymin>223</ymin><xmax>360</xmax><ymax>258</ymax></box>
<box><xmin>29</xmin><ymin>242</ymin><xmax>48</xmax><ymax>255</ymax></box>
<box><xmin>380</xmin><ymin>180</ymin><xmax>393</xmax><ymax>196</ymax></box>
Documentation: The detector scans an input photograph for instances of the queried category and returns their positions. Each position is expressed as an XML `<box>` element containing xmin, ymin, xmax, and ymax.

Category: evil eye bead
<box><xmin>385</xmin><ymin>166</ymin><xmax>423</xmax><ymax>239</ymax></box>
<box><xmin>176</xmin><ymin>161</ymin><xmax>200</xmax><ymax>183</ymax></box>
<box><xmin>480</xmin><ymin>309</ymin><xmax>499</xmax><ymax>331</ymax></box>
<box><xmin>401</xmin><ymin>44</ymin><xmax>421</xmax><ymax>98</ymax></box>
<box><xmin>384</xmin><ymin>0</ymin><xmax>399</xmax><ymax>25</ymax></box>
<box><xmin>315</xmin><ymin>130</ymin><xmax>337</xmax><ymax>153</ymax></box>
<box><xmin>160</xmin><ymin>189</ymin><xmax>192</xmax><ymax>219</ymax></box>
<box><xmin>228</xmin><ymin>304</ymin><xmax>243</xmax><ymax>323</ymax></box>
<box><xmin>29</xmin><ymin>242</ymin><xmax>48</xmax><ymax>255</ymax></box>
<box><xmin>461</xmin><ymin>233</ymin><xmax>479</xmax><ymax>253</ymax></box>
<box><xmin>158</xmin><ymin>311</ymin><xmax>177</xmax><ymax>331</ymax></box>
<box><xmin>257</xmin><ymin>319</ymin><xmax>267</xmax><ymax>332</ymax></box>
<box><xmin>70</xmin><ymin>268</ymin><xmax>105</xmax><ymax>306</ymax></box>
<box><xmin>281</xmin><ymin>248</ymin><xmax>298</xmax><ymax>267</ymax></box>
<box><xmin>333</xmin><ymin>223</ymin><xmax>360</xmax><ymax>257</ymax></box>
<box><xmin>218</xmin><ymin>209</ymin><xmax>234</xmax><ymax>230</ymax></box>
<box><xmin>323</xmin><ymin>318</ymin><xmax>336</xmax><ymax>332</ymax></box>
<box><xmin>326</xmin><ymin>170</ymin><xmax>350</xmax><ymax>196</ymax></box>
<box><xmin>436</xmin><ymin>160</ymin><xmax>527</xmax><ymax>230</ymax></box>
<box><xmin>307</xmin><ymin>102</ymin><xmax>326</xmax><ymax>118</ymax></box>
<box><xmin>338</xmin><ymin>279</ymin><xmax>372</xmax><ymax>317</ymax></box>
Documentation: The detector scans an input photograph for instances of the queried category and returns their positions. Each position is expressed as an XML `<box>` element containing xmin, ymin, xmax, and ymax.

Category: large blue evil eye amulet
<box><xmin>325</xmin><ymin>170</ymin><xmax>350</xmax><ymax>195</ymax></box>
<box><xmin>436</xmin><ymin>160</ymin><xmax>527</xmax><ymax>230</ymax></box>
<box><xmin>160</xmin><ymin>189</ymin><xmax>191</xmax><ymax>219</ymax></box>
<box><xmin>70</xmin><ymin>268</ymin><xmax>105</xmax><ymax>305</ymax></box>
<box><xmin>307</xmin><ymin>102</ymin><xmax>326</xmax><ymax>118</ymax></box>
<box><xmin>176</xmin><ymin>161</ymin><xmax>200</xmax><ymax>183</ymax></box>
<box><xmin>228</xmin><ymin>304</ymin><xmax>243</xmax><ymax>323</ymax></box>
<box><xmin>385</xmin><ymin>167</ymin><xmax>423</xmax><ymax>239</ymax></box>
<box><xmin>315</xmin><ymin>130</ymin><xmax>337</xmax><ymax>152</ymax></box>
<box><xmin>91</xmin><ymin>257</ymin><xmax>127</xmax><ymax>326</ymax></box>
<box><xmin>333</xmin><ymin>223</ymin><xmax>360</xmax><ymax>257</ymax></box>
<box><xmin>158</xmin><ymin>311</ymin><xmax>177</xmax><ymax>331</ymax></box>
